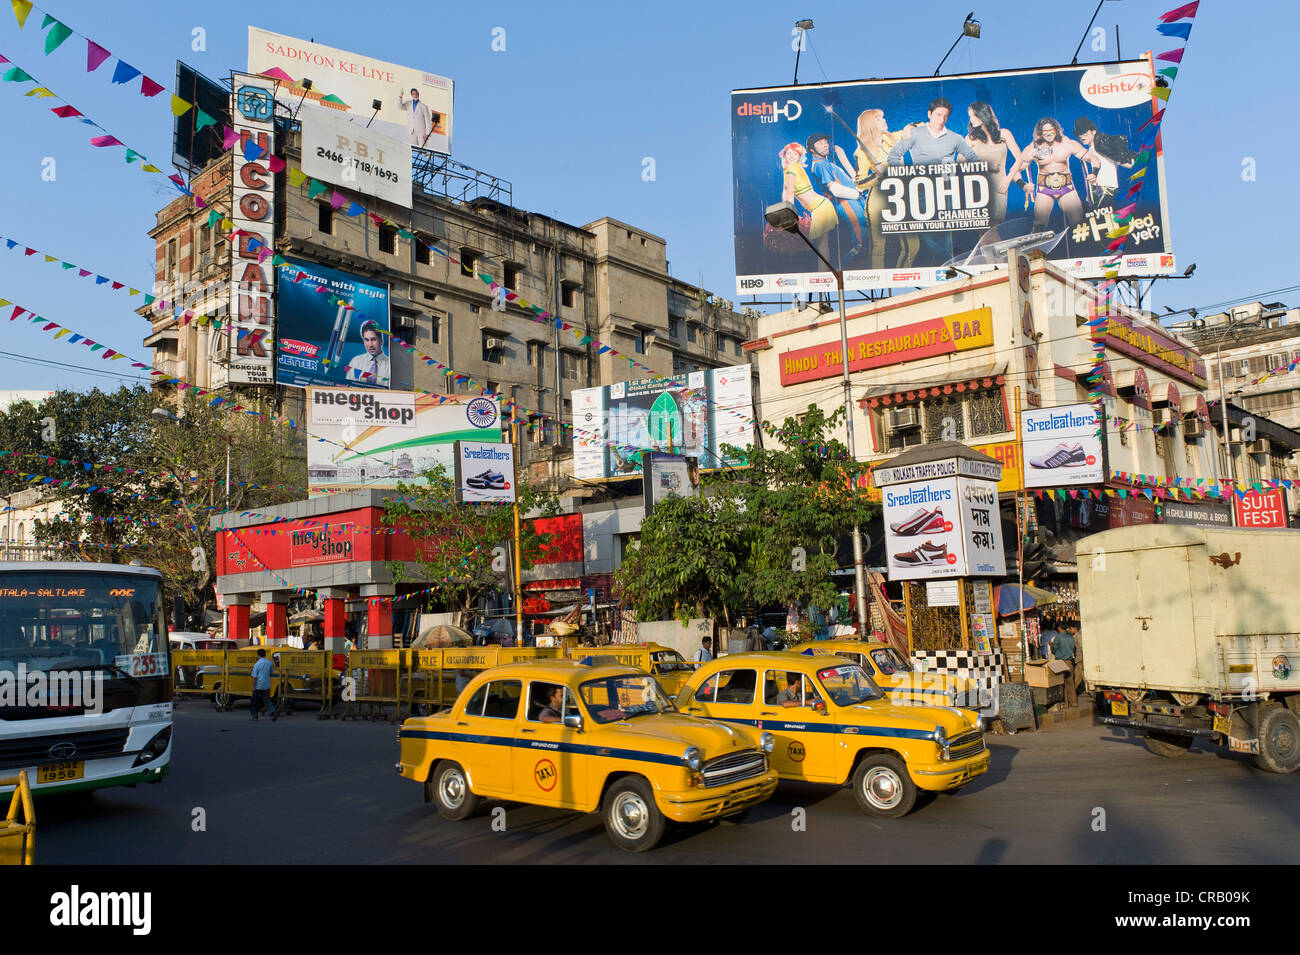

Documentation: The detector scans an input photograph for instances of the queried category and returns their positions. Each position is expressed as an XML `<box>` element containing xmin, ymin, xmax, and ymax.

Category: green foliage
<box><xmin>0</xmin><ymin>387</ymin><xmax>306</xmax><ymax>617</ymax></box>
<box><xmin>614</xmin><ymin>404</ymin><xmax>878</xmax><ymax>624</ymax></box>
<box><xmin>380</xmin><ymin>465</ymin><xmax>559</xmax><ymax>616</ymax></box>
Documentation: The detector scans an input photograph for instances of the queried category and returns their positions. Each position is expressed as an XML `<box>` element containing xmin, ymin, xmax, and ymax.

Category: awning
<box><xmin>860</xmin><ymin>361</ymin><xmax>1008</xmax><ymax>407</ymax></box>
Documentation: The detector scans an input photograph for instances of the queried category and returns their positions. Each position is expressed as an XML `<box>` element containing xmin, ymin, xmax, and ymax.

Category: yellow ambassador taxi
<box><xmin>791</xmin><ymin>640</ymin><xmax>992</xmax><ymax>725</ymax></box>
<box><xmin>397</xmin><ymin>660</ymin><xmax>778</xmax><ymax>852</ymax></box>
<box><xmin>562</xmin><ymin>643</ymin><xmax>699</xmax><ymax>694</ymax></box>
<box><xmin>676</xmin><ymin>652</ymin><xmax>988</xmax><ymax>818</ymax></box>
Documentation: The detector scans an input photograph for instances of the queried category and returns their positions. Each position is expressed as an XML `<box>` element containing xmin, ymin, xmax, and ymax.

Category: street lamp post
<box><xmin>764</xmin><ymin>201</ymin><xmax>869</xmax><ymax>634</ymax></box>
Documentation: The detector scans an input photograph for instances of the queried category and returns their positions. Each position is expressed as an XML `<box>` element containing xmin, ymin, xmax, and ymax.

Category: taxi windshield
<box><xmin>579</xmin><ymin>674</ymin><xmax>677</xmax><ymax>723</ymax></box>
<box><xmin>816</xmin><ymin>664</ymin><xmax>883</xmax><ymax>706</ymax></box>
<box><xmin>650</xmin><ymin>650</ymin><xmax>694</xmax><ymax>673</ymax></box>
<box><xmin>869</xmin><ymin>647</ymin><xmax>912</xmax><ymax>675</ymax></box>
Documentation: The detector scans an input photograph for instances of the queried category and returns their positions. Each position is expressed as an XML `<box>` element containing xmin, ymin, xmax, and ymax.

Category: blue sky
<box><xmin>0</xmin><ymin>0</ymin><xmax>1295</xmax><ymax>392</ymax></box>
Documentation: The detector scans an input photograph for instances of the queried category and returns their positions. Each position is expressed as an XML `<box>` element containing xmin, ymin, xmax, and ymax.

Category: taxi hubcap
<box><xmin>440</xmin><ymin>769</ymin><xmax>466</xmax><ymax>808</ymax></box>
<box><xmin>864</xmin><ymin>768</ymin><xmax>902</xmax><ymax>809</ymax></box>
<box><xmin>612</xmin><ymin>792</ymin><xmax>649</xmax><ymax>839</ymax></box>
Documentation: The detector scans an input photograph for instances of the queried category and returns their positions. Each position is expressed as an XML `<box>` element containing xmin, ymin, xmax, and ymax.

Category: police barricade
<box><xmin>0</xmin><ymin>771</ymin><xmax>35</xmax><ymax>866</ymax></box>
<box><xmin>340</xmin><ymin>650</ymin><xmax>405</xmax><ymax>722</ymax></box>
<box><xmin>170</xmin><ymin>649</ymin><xmax>229</xmax><ymax>702</ymax></box>
<box><xmin>211</xmin><ymin>649</ymin><xmax>319</xmax><ymax>715</ymax></box>
<box><xmin>400</xmin><ymin>646</ymin><xmax>563</xmax><ymax>719</ymax></box>
<box><xmin>275</xmin><ymin>650</ymin><xmax>339</xmax><ymax>719</ymax></box>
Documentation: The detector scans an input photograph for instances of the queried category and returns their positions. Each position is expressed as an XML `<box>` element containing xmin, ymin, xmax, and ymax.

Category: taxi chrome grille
<box><xmin>947</xmin><ymin>730</ymin><xmax>985</xmax><ymax>761</ymax></box>
<box><xmin>700</xmin><ymin>749</ymin><xmax>767</xmax><ymax>788</ymax></box>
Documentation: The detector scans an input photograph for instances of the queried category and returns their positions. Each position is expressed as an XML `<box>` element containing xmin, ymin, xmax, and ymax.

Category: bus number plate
<box><xmin>38</xmin><ymin>761</ymin><xmax>84</xmax><ymax>784</ymax></box>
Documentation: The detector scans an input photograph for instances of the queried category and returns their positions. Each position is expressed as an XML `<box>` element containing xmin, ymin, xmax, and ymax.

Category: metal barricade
<box><xmin>403</xmin><ymin>649</ymin><xmax>455</xmax><ymax>717</ymax></box>
<box><xmin>171</xmin><ymin>650</ymin><xmax>230</xmax><ymax>703</ymax></box>
<box><xmin>341</xmin><ymin>650</ymin><xmax>404</xmax><ymax>722</ymax></box>
<box><xmin>0</xmin><ymin>771</ymin><xmax>35</xmax><ymax>866</ymax></box>
<box><xmin>275</xmin><ymin>650</ymin><xmax>339</xmax><ymax>719</ymax></box>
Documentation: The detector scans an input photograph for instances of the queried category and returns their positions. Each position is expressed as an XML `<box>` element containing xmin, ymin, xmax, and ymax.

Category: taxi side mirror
<box><xmin>563</xmin><ymin>714</ymin><xmax>583</xmax><ymax>731</ymax></box>
<box><xmin>813</xmin><ymin>699</ymin><xmax>826</xmax><ymax>714</ymax></box>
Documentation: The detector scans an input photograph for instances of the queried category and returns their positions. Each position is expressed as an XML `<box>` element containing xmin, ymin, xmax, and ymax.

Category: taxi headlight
<box><xmin>934</xmin><ymin>726</ymin><xmax>950</xmax><ymax>759</ymax></box>
<box><xmin>684</xmin><ymin>746</ymin><xmax>702</xmax><ymax>771</ymax></box>
<box><xmin>760</xmin><ymin>732</ymin><xmax>775</xmax><ymax>754</ymax></box>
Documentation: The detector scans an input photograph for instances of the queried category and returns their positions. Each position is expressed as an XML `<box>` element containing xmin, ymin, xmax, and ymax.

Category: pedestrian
<box><xmin>250</xmin><ymin>648</ymin><xmax>277</xmax><ymax>721</ymax></box>
<box><xmin>694</xmin><ymin>636</ymin><xmax>714</xmax><ymax>663</ymax></box>
<box><xmin>1049</xmin><ymin>625</ymin><xmax>1077</xmax><ymax>663</ymax></box>
<box><xmin>1038</xmin><ymin>620</ymin><xmax>1061</xmax><ymax>661</ymax></box>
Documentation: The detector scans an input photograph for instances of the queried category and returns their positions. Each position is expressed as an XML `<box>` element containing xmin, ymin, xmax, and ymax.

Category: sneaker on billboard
<box><xmin>893</xmin><ymin>541</ymin><xmax>949</xmax><ymax>565</ymax></box>
<box><xmin>890</xmin><ymin>507</ymin><xmax>944</xmax><ymax>536</ymax></box>
<box><xmin>1029</xmin><ymin>442</ymin><xmax>1087</xmax><ymax>469</ymax></box>
<box><xmin>466</xmin><ymin>470</ymin><xmax>507</xmax><ymax>490</ymax></box>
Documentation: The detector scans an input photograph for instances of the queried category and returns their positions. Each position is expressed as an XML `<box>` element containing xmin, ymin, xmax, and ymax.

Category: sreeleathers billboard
<box><xmin>1022</xmin><ymin>402</ymin><xmax>1105</xmax><ymax>488</ymax></box>
<box><xmin>731</xmin><ymin>60</ymin><xmax>1172</xmax><ymax>294</ymax></box>
<box><xmin>306</xmin><ymin>389</ymin><xmax>503</xmax><ymax>496</ymax></box>
<box><xmin>572</xmin><ymin>365</ymin><xmax>754</xmax><ymax>481</ymax></box>
<box><xmin>277</xmin><ymin>259</ymin><xmax>390</xmax><ymax>390</ymax></box>
<box><xmin>248</xmin><ymin>27</ymin><xmax>453</xmax><ymax>154</ymax></box>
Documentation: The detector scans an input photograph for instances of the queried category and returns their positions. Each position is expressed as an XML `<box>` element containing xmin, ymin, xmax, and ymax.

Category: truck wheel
<box><xmin>851</xmin><ymin>754</ymin><xmax>918</xmax><ymax>818</ymax></box>
<box><xmin>428</xmin><ymin>761</ymin><xmax>479</xmax><ymax>821</ymax></box>
<box><xmin>1143</xmin><ymin>731</ymin><xmax>1192</xmax><ymax>757</ymax></box>
<box><xmin>602</xmin><ymin>777</ymin><xmax>666</xmax><ymax>852</ymax></box>
<box><xmin>1255</xmin><ymin>707</ymin><xmax>1300</xmax><ymax>774</ymax></box>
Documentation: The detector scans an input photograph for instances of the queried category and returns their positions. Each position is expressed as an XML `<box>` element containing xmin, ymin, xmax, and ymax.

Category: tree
<box><xmin>614</xmin><ymin>404</ymin><xmax>877</xmax><ymax>624</ymax></box>
<box><xmin>0</xmin><ymin>386</ymin><xmax>306</xmax><ymax>621</ymax></box>
<box><xmin>380</xmin><ymin>465</ymin><xmax>559</xmax><ymax>622</ymax></box>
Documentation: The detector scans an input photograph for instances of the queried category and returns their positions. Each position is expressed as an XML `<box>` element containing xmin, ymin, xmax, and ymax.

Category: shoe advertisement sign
<box><xmin>454</xmin><ymin>441</ymin><xmax>516</xmax><ymax>504</ymax></box>
<box><xmin>882</xmin><ymin>476</ymin><xmax>963</xmax><ymax>580</ymax></box>
<box><xmin>1022</xmin><ymin>402</ymin><xmax>1105</xmax><ymax>489</ymax></box>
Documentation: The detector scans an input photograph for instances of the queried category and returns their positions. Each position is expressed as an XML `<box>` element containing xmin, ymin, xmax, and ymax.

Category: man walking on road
<box><xmin>250</xmin><ymin>648</ymin><xmax>277</xmax><ymax>721</ymax></box>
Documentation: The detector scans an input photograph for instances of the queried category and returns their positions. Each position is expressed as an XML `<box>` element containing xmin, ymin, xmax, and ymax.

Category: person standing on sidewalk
<box><xmin>250</xmin><ymin>649</ymin><xmax>277</xmax><ymax>721</ymax></box>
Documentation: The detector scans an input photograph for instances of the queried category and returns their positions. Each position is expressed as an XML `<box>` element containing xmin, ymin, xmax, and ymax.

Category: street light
<box><xmin>793</xmin><ymin>19</ymin><xmax>814</xmax><ymax>85</ymax></box>
<box><xmin>935</xmin><ymin>13</ymin><xmax>981</xmax><ymax>75</ymax></box>
<box><xmin>764</xmin><ymin>200</ymin><xmax>869</xmax><ymax>634</ymax></box>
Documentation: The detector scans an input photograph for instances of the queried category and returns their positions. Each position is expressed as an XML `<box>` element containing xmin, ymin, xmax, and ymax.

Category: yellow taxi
<box><xmin>676</xmin><ymin>652</ymin><xmax>988</xmax><ymax>818</ymax></box>
<box><xmin>397</xmin><ymin>660</ymin><xmax>778</xmax><ymax>852</ymax></box>
<box><xmin>562</xmin><ymin>643</ymin><xmax>699</xmax><ymax>694</ymax></box>
<box><xmin>790</xmin><ymin>640</ymin><xmax>991</xmax><ymax>724</ymax></box>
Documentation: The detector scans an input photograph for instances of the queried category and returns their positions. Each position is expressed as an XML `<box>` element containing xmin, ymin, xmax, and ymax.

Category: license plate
<box><xmin>1213</xmin><ymin>715</ymin><xmax>1231</xmax><ymax>735</ymax></box>
<box><xmin>1228</xmin><ymin>736</ymin><xmax>1259</xmax><ymax>754</ymax></box>
<box><xmin>1111</xmin><ymin>700</ymin><xmax>1129</xmax><ymax>717</ymax></box>
<box><xmin>38</xmin><ymin>760</ymin><xmax>84</xmax><ymax>784</ymax></box>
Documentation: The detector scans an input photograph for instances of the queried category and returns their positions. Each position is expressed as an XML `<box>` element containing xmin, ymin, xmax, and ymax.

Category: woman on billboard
<box><xmin>852</xmin><ymin>109</ymin><xmax>919</xmax><ymax>270</ymax></box>
<box><xmin>964</xmin><ymin>102</ymin><xmax>1024</xmax><ymax>227</ymax></box>
<box><xmin>1006</xmin><ymin>118</ymin><xmax>1089</xmax><ymax>229</ymax></box>
<box><xmin>779</xmin><ymin>142</ymin><xmax>837</xmax><ymax>248</ymax></box>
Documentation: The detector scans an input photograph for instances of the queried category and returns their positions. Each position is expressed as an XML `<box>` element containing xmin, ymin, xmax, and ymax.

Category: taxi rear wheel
<box><xmin>429</xmin><ymin>761</ymin><xmax>479</xmax><ymax>821</ymax></box>
<box><xmin>851</xmin><ymin>754</ymin><xmax>918</xmax><ymax>818</ymax></box>
<box><xmin>602</xmin><ymin>777</ymin><xmax>666</xmax><ymax>852</ymax></box>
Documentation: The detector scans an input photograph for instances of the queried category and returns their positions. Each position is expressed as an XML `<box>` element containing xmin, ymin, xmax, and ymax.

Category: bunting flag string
<box><xmin>0</xmin><ymin>229</ymin><xmax>154</xmax><ymax>305</ymax></box>
<box><xmin>0</xmin><ymin>49</ymin><xmax>181</xmax><ymax>186</ymax></box>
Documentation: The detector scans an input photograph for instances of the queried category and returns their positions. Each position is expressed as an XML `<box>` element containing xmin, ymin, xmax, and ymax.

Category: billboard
<box><xmin>572</xmin><ymin>365</ymin><xmax>754</xmax><ymax>481</ymax></box>
<box><xmin>642</xmin><ymin>452</ymin><xmax>700</xmax><ymax>516</ymax></box>
<box><xmin>306</xmin><ymin>389</ymin><xmax>503</xmax><ymax>496</ymax></box>
<box><xmin>173</xmin><ymin>62</ymin><xmax>230</xmax><ymax>178</ymax></box>
<box><xmin>248</xmin><ymin>27</ymin><xmax>453</xmax><ymax>154</ymax></box>
<box><xmin>1234</xmin><ymin>489</ymin><xmax>1288</xmax><ymax>529</ymax></box>
<box><xmin>1022</xmin><ymin>403</ymin><xmax>1105</xmax><ymax>488</ymax></box>
<box><xmin>301</xmin><ymin>110</ymin><xmax>413</xmax><ymax>208</ymax></box>
<box><xmin>228</xmin><ymin>72</ymin><xmax>277</xmax><ymax>385</ymax></box>
<box><xmin>454</xmin><ymin>441</ymin><xmax>517</xmax><ymax>504</ymax></box>
<box><xmin>277</xmin><ymin>259</ymin><xmax>390</xmax><ymax>389</ymax></box>
<box><xmin>731</xmin><ymin>60</ymin><xmax>1171</xmax><ymax>294</ymax></box>
<box><xmin>882</xmin><ymin>477</ymin><xmax>961</xmax><ymax>580</ymax></box>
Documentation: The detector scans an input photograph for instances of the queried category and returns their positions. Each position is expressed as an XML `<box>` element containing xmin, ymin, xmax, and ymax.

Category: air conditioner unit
<box><xmin>484</xmin><ymin>337</ymin><xmax>504</xmax><ymax>351</ymax></box>
<box><xmin>1247</xmin><ymin>438</ymin><xmax>1271</xmax><ymax>456</ymax></box>
<box><xmin>887</xmin><ymin>407</ymin><xmax>920</xmax><ymax>431</ymax></box>
<box><xmin>1151</xmin><ymin>408</ymin><xmax>1169</xmax><ymax>428</ymax></box>
<box><xmin>1182</xmin><ymin>418</ymin><xmax>1204</xmax><ymax>439</ymax></box>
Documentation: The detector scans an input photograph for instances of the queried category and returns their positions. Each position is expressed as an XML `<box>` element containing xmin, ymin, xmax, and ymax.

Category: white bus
<box><xmin>0</xmin><ymin>562</ymin><xmax>173</xmax><ymax>796</ymax></box>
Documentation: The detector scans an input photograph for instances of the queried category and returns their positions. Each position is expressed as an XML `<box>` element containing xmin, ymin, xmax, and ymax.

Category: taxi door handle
<box><xmin>684</xmin><ymin>706</ymin><xmax>701</xmax><ymax>712</ymax></box>
<box><xmin>456</xmin><ymin>721</ymin><xmax>469</xmax><ymax>727</ymax></box>
<box><xmin>760</xmin><ymin>711</ymin><xmax>777</xmax><ymax>716</ymax></box>
<box><xmin>520</xmin><ymin>728</ymin><xmax>536</xmax><ymax>734</ymax></box>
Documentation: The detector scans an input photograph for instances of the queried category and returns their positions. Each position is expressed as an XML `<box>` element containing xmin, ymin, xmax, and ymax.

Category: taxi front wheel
<box><xmin>430</xmin><ymin>761</ymin><xmax>480</xmax><ymax>821</ymax></box>
<box><xmin>602</xmin><ymin>777</ymin><xmax>666</xmax><ymax>852</ymax></box>
<box><xmin>851</xmin><ymin>754</ymin><xmax>918</xmax><ymax>818</ymax></box>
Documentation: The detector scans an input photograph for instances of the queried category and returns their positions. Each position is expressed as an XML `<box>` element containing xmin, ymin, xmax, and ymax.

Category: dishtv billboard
<box><xmin>731</xmin><ymin>59</ymin><xmax>1172</xmax><ymax>294</ymax></box>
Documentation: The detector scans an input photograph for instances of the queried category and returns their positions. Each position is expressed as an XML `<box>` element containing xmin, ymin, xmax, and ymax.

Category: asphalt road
<box><xmin>32</xmin><ymin>700</ymin><xmax>1300</xmax><ymax>865</ymax></box>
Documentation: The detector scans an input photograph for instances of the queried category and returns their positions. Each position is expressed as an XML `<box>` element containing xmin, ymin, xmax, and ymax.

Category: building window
<box><xmin>561</xmin><ymin>282</ymin><xmax>579</xmax><ymax>308</ymax></box>
<box><xmin>165</xmin><ymin>238</ymin><xmax>178</xmax><ymax>283</ymax></box>
<box><xmin>561</xmin><ymin>351</ymin><xmax>579</xmax><ymax>380</ymax></box>
<box><xmin>197</xmin><ymin>224</ymin><xmax>211</xmax><ymax>267</ymax></box>
<box><xmin>968</xmin><ymin>390</ymin><xmax>1008</xmax><ymax>437</ymax></box>
<box><xmin>669</xmin><ymin>318</ymin><xmax>681</xmax><ymax>339</ymax></box>
<box><xmin>415</xmin><ymin>240</ymin><xmax>430</xmax><ymax>265</ymax></box>
<box><xmin>734</xmin><ymin>339</ymin><xmax>743</xmax><ymax>357</ymax></box>
<box><xmin>318</xmin><ymin>203</ymin><xmax>333</xmax><ymax>235</ymax></box>
<box><xmin>635</xmin><ymin>329</ymin><xmax>647</xmax><ymax>354</ymax></box>
<box><xmin>482</xmin><ymin>331</ymin><xmax>504</xmax><ymax>364</ymax></box>
<box><xmin>460</xmin><ymin>249</ymin><xmax>478</xmax><ymax>278</ymax></box>
<box><xmin>882</xmin><ymin>404</ymin><xmax>924</xmax><ymax>451</ymax></box>
<box><xmin>503</xmin><ymin>263</ymin><xmax>522</xmax><ymax>292</ymax></box>
<box><xmin>427</xmin><ymin>313</ymin><xmax>440</xmax><ymax>345</ymax></box>
<box><xmin>528</xmin><ymin>414</ymin><xmax>546</xmax><ymax>446</ymax></box>
<box><xmin>379</xmin><ymin>224</ymin><xmax>397</xmax><ymax>254</ymax></box>
<box><xmin>717</xmin><ymin>335</ymin><xmax>727</xmax><ymax>354</ymax></box>
<box><xmin>687</xmin><ymin>324</ymin><xmax>697</xmax><ymax>343</ymax></box>
<box><xmin>924</xmin><ymin>395</ymin><xmax>965</xmax><ymax>443</ymax></box>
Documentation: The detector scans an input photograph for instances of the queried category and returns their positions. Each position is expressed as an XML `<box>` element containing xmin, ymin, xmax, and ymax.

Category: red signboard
<box><xmin>533</xmin><ymin>514</ymin><xmax>583</xmax><ymax>565</ymax></box>
<box><xmin>779</xmin><ymin>308</ymin><xmax>992</xmax><ymax>385</ymax></box>
<box><xmin>1233</xmin><ymin>489</ymin><xmax>1288</xmax><ymax>529</ymax></box>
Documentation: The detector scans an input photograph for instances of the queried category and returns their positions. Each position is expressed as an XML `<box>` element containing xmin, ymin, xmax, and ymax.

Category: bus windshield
<box><xmin>0</xmin><ymin>571</ymin><xmax>165</xmax><ymax>677</ymax></box>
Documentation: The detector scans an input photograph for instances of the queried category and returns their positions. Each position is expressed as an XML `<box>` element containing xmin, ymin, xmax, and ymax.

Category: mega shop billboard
<box><xmin>731</xmin><ymin>59</ymin><xmax>1172</xmax><ymax>294</ymax></box>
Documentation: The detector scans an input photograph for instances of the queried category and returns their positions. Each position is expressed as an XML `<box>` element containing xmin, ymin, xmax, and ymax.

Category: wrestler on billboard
<box><xmin>1073</xmin><ymin>118</ymin><xmax>1137</xmax><ymax>209</ymax></box>
<box><xmin>1007</xmin><ymin>118</ymin><xmax>1088</xmax><ymax>228</ymax></box>
<box><xmin>806</xmin><ymin>132</ymin><xmax>869</xmax><ymax>260</ymax></box>
<box><xmin>852</xmin><ymin>109</ymin><xmax>919</xmax><ymax>269</ymax></box>
<box><xmin>964</xmin><ymin>101</ymin><xmax>1024</xmax><ymax>227</ymax></box>
<box><xmin>779</xmin><ymin>142</ymin><xmax>837</xmax><ymax>257</ymax></box>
